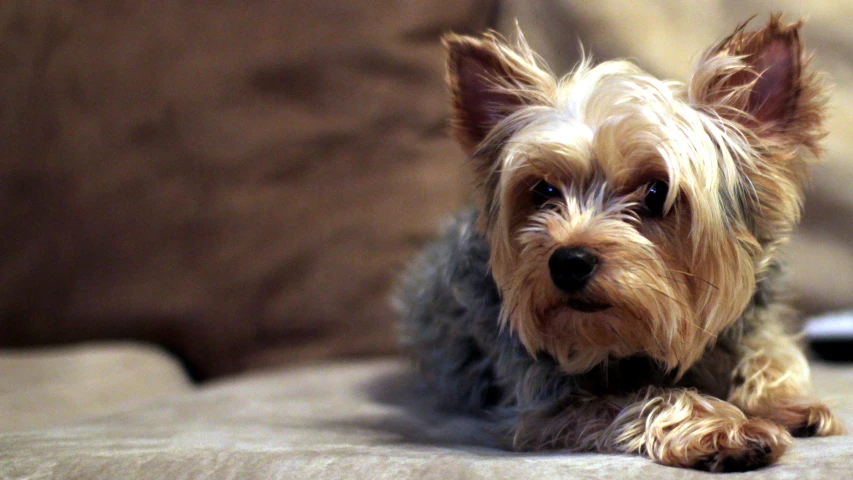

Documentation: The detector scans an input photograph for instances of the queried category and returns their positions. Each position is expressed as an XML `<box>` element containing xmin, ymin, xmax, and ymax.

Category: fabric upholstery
<box><xmin>1</xmin><ymin>346</ymin><xmax>851</xmax><ymax>478</ymax></box>
<box><xmin>0</xmin><ymin>342</ymin><xmax>190</xmax><ymax>432</ymax></box>
<box><xmin>3</xmin><ymin>2</ymin><xmax>852</xmax><ymax>478</ymax></box>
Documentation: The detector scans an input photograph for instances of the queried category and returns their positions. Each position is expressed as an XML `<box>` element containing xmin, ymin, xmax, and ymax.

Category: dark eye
<box><xmin>643</xmin><ymin>179</ymin><xmax>669</xmax><ymax>217</ymax></box>
<box><xmin>532</xmin><ymin>180</ymin><xmax>561</xmax><ymax>209</ymax></box>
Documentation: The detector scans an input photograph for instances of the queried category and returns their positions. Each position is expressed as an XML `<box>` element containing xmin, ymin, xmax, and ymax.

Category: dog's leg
<box><xmin>728</xmin><ymin>322</ymin><xmax>844</xmax><ymax>437</ymax></box>
<box><xmin>512</xmin><ymin>387</ymin><xmax>790</xmax><ymax>472</ymax></box>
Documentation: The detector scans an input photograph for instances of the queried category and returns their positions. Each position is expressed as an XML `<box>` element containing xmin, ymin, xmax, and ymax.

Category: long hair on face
<box><xmin>445</xmin><ymin>16</ymin><xmax>824</xmax><ymax>375</ymax></box>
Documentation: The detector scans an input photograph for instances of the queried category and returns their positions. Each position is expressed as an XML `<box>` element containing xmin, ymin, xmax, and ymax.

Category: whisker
<box><xmin>661</xmin><ymin>273</ymin><xmax>714</xmax><ymax>294</ymax></box>
<box><xmin>666</xmin><ymin>268</ymin><xmax>719</xmax><ymax>290</ymax></box>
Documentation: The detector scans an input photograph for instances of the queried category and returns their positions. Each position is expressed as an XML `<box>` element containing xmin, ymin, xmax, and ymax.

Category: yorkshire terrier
<box><xmin>398</xmin><ymin>15</ymin><xmax>843</xmax><ymax>472</ymax></box>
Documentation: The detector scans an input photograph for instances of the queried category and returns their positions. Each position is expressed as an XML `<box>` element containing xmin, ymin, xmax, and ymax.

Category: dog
<box><xmin>397</xmin><ymin>15</ymin><xmax>843</xmax><ymax>472</ymax></box>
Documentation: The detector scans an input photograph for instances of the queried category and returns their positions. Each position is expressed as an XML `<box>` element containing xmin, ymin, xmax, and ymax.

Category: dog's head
<box><xmin>445</xmin><ymin>16</ymin><xmax>824</xmax><ymax>374</ymax></box>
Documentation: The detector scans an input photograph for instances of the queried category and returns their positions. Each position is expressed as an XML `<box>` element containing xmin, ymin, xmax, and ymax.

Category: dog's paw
<box><xmin>778</xmin><ymin>401</ymin><xmax>844</xmax><ymax>437</ymax></box>
<box><xmin>650</xmin><ymin>417</ymin><xmax>791</xmax><ymax>473</ymax></box>
<box><xmin>692</xmin><ymin>440</ymin><xmax>775</xmax><ymax>473</ymax></box>
<box><xmin>744</xmin><ymin>399</ymin><xmax>845</xmax><ymax>437</ymax></box>
<box><xmin>690</xmin><ymin>418</ymin><xmax>791</xmax><ymax>473</ymax></box>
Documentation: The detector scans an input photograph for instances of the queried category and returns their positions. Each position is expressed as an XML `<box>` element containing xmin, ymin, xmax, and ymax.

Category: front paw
<box><xmin>651</xmin><ymin>417</ymin><xmax>791</xmax><ymax>473</ymax></box>
<box><xmin>766</xmin><ymin>400</ymin><xmax>845</xmax><ymax>437</ymax></box>
<box><xmin>692</xmin><ymin>439</ymin><xmax>775</xmax><ymax>473</ymax></box>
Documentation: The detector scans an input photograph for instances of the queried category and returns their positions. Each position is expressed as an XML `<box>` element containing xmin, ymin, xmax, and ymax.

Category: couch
<box><xmin>2</xmin><ymin>0</ymin><xmax>852</xmax><ymax>477</ymax></box>
<box><xmin>2</xmin><ymin>342</ymin><xmax>853</xmax><ymax>478</ymax></box>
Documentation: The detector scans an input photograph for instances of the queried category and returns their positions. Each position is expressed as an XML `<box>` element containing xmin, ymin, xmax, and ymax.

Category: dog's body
<box><xmin>399</xmin><ymin>16</ymin><xmax>843</xmax><ymax>472</ymax></box>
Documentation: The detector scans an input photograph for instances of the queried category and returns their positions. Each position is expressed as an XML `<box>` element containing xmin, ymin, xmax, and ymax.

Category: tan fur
<box><xmin>730</xmin><ymin>318</ymin><xmax>844</xmax><ymax>436</ymax></box>
<box><xmin>512</xmin><ymin>387</ymin><xmax>791</xmax><ymax>472</ymax></box>
<box><xmin>436</xmin><ymin>15</ymin><xmax>842</xmax><ymax>471</ymax></box>
<box><xmin>448</xmin><ymin>31</ymin><xmax>769</xmax><ymax>376</ymax></box>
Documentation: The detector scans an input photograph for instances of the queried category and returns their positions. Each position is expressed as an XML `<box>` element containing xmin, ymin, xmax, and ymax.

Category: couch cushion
<box><xmin>0</xmin><ymin>0</ymin><xmax>493</xmax><ymax>378</ymax></box>
<box><xmin>0</xmin><ymin>342</ymin><xmax>191</xmax><ymax>432</ymax></box>
<box><xmin>1</xmin><ymin>358</ymin><xmax>851</xmax><ymax>478</ymax></box>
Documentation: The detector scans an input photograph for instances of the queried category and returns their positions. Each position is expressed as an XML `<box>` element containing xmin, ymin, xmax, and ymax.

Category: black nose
<box><xmin>548</xmin><ymin>247</ymin><xmax>598</xmax><ymax>293</ymax></box>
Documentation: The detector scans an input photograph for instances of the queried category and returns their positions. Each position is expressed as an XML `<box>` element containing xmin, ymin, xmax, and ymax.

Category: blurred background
<box><xmin>1</xmin><ymin>1</ymin><xmax>851</xmax><ymax>380</ymax></box>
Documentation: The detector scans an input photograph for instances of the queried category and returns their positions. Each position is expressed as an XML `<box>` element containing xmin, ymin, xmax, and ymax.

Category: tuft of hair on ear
<box><xmin>443</xmin><ymin>30</ymin><xmax>554</xmax><ymax>158</ymax></box>
<box><xmin>689</xmin><ymin>13</ymin><xmax>826</xmax><ymax>156</ymax></box>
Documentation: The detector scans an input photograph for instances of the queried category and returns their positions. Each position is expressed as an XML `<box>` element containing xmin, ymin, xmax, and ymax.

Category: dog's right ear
<box><xmin>444</xmin><ymin>33</ymin><xmax>550</xmax><ymax>156</ymax></box>
<box><xmin>689</xmin><ymin>15</ymin><xmax>824</xmax><ymax>155</ymax></box>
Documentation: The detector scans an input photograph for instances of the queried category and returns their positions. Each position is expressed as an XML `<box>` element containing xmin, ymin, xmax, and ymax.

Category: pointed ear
<box><xmin>690</xmin><ymin>15</ymin><xmax>824</xmax><ymax>151</ymax></box>
<box><xmin>444</xmin><ymin>33</ymin><xmax>549</xmax><ymax>156</ymax></box>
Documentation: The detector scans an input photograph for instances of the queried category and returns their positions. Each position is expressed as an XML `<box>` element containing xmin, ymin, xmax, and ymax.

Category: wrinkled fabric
<box><xmin>1</xmin><ymin>345</ymin><xmax>851</xmax><ymax>479</ymax></box>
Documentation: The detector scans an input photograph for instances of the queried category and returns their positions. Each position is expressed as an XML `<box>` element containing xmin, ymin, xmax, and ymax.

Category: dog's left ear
<box><xmin>690</xmin><ymin>15</ymin><xmax>824</xmax><ymax>152</ymax></box>
<box><xmin>444</xmin><ymin>33</ymin><xmax>551</xmax><ymax>157</ymax></box>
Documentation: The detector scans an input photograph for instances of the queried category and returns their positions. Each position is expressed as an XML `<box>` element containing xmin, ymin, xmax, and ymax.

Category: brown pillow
<box><xmin>0</xmin><ymin>1</ymin><xmax>497</xmax><ymax>378</ymax></box>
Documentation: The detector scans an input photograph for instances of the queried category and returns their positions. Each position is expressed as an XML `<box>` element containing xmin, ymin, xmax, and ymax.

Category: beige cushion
<box><xmin>0</xmin><ymin>342</ymin><xmax>191</xmax><ymax>432</ymax></box>
<box><xmin>1</xmin><ymin>352</ymin><xmax>851</xmax><ymax>478</ymax></box>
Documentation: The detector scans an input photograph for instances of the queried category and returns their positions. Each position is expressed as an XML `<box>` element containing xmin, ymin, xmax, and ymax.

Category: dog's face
<box><xmin>446</xmin><ymin>18</ymin><xmax>824</xmax><ymax>374</ymax></box>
